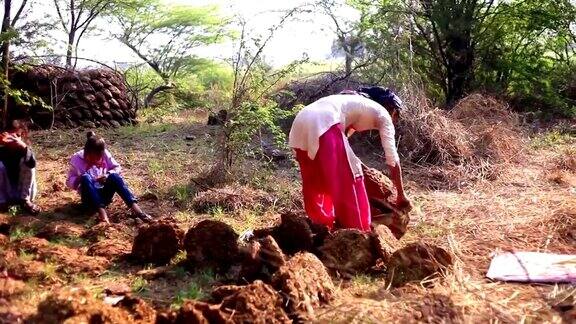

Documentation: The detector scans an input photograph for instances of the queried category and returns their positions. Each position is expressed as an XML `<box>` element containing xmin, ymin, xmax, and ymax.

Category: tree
<box><xmin>216</xmin><ymin>7</ymin><xmax>310</xmax><ymax>175</ymax></box>
<box><xmin>1</xmin><ymin>0</ymin><xmax>13</xmax><ymax>128</ymax></box>
<box><xmin>353</xmin><ymin>0</ymin><xmax>576</xmax><ymax>111</ymax></box>
<box><xmin>112</xmin><ymin>0</ymin><xmax>230</xmax><ymax>107</ymax></box>
<box><xmin>53</xmin><ymin>0</ymin><xmax>134</xmax><ymax>69</ymax></box>
<box><xmin>320</xmin><ymin>0</ymin><xmax>366</xmax><ymax>74</ymax></box>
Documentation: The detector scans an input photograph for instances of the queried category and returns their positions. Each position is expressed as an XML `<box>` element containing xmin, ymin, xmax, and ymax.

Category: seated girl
<box><xmin>0</xmin><ymin>120</ymin><xmax>40</xmax><ymax>214</ymax></box>
<box><xmin>66</xmin><ymin>131</ymin><xmax>152</xmax><ymax>223</ymax></box>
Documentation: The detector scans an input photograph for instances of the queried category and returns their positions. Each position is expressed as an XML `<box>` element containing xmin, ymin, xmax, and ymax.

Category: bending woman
<box><xmin>288</xmin><ymin>86</ymin><xmax>410</xmax><ymax>232</ymax></box>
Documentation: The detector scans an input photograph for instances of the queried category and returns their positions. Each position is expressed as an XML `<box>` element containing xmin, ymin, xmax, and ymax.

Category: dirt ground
<box><xmin>0</xmin><ymin>111</ymin><xmax>574</xmax><ymax>323</ymax></box>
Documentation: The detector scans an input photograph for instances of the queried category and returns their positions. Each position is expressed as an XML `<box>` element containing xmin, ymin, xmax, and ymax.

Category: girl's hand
<box><xmin>1</xmin><ymin>134</ymin><xmax>27</xmax><ymax>150</ymax></box>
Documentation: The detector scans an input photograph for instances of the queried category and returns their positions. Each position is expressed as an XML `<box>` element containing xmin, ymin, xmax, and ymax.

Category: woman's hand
<box><xmin>395</xmin><ymin>194</ymin><xmax>413</xmax><ymax>212</ymax></box>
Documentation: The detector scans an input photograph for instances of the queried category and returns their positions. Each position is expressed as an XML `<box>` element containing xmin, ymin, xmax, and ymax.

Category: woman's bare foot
<box><xmin>97</xmin><ymin>208</ymin><xmax>110</xmax><ymax>224</ymax></box>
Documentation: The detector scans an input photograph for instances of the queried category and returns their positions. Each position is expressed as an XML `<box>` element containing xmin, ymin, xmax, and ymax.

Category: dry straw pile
<box><xmin>398</xmin><ymin>88</ymin><xmax>527</xmax><ymax>189</ymax></box>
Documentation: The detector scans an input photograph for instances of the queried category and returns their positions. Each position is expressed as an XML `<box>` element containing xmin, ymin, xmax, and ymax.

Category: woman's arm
<box><xmin>378</xmin><ymin>116</ymin><xmax>411</xmax><ymax>208</ymax></box>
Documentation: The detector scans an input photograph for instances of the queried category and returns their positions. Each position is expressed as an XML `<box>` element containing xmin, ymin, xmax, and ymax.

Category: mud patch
<box><xmin>192</xmin><ymin>184</ymin><xmax>273</xmax><ymax>213</ymax></box>
<box><xmin>320</xmin><ymin>229</ymin><xmax>390</xmax><ymax>276</ymax></box>
<box><xmin>386</xmin><ymin>242</ymin><xmax>453</xmax><ymax>287</ymax></box>
<box><xmin>6</xmin><ymin>259</ymin><xmax>47</xmax><ymax>281</ymax></box>
<box><xmin>271</xmin><ymin>252</ymin><xmax>334</xmax><ymax>321</ymax></box>
<box><xmin>0</xmin><ymin>234</ymin><xmax>8</xmax><ymax>246</ymax></box>
<box><xmin>27</xmin><ymin>288</ymin><xmax>140</xmax><ymax>323</ymax></box>
<box><xmin>213</xmin><ymin>280</ymin><xmax>290</xmax><ymax>323</ymax></box>
<box><xmin>0</xmin><ymin>310</ymin><xmax>24</xmax><ymax>323</ymax></box>
<box><xmin>237</xmin><ymin>235</ymin><xmax>286</xmax><ymax>283</ymax></box>
<box><xmin>82</xmin><ymin>222</ymin><xmax>134</xmax><ymax>243</ymax></box>
<box><xmin>363</xmin><ymin>165</ymin><xmax>410</xmax><ymax>239</ymax></box>
<box><xmin>88</xmin><ymin>239</ymin><xmax>132</xmax><ymax>260</ymax></box>
<box><xmin>158</xmin><ymin>300</ymin><xmax>228</xmax><ymax>324</ymax></box>
<box><xmin>36</xmin><ymin>221</ymin><xmax>86</xmax><ymax>240</ymax></box>
<box><xmin>132</xmin><ymin>220</ymin><xmax>184</xmax><ymax>265</ymax></box>
<box><xmin>363</xmin><ymin>164</ymin><xmax>394</xmax><ymax>202</ymax></box>
<box><xmin>274</xmin><ymin>212</ymin><xmax>314</xmax><ymax>255</ymax></box>
<box><xmin>0</xmin><ymin>277</ymin><xmax>26</xmax><ymax>299</ymax></box>
<box><xmin>114</xmin><ymin>295</ymin><xmax>157</xmax><ymax>323</ymax></box>
<box><xmin>411</xmin><ymin>294</ymin><xmax>463</xmax><ymax>323</ymax></box>
<box><xmin>15</xmin><ymin>237</ymin><xmax>110</xmax><ymax>275</ymax></box>
<box><xmin>254</xmin><ymin>211</ymin><xmax>330</xmax><ymax>255</ymax></box>
<box><xmin>0</xmin><ymin>215</ymin><xmax>10</xmax><ymax>235</ymax></box>
<box><xmin>9</xmin><ymin>216</ymin><xmax>43</xmax><ymax>232</ymax></box>
<box><xmin>1</xmin><ymin>248</ymin><xmax>46</xmax><ymax>280</ymax></box>
<box><xmin>184</xmin><ymin>220</ymin><xmax>239</xmax><ymax>271</ymax></box>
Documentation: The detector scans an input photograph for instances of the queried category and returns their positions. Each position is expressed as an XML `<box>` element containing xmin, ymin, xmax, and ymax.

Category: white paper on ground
<box><xmin>486</xmin><ymin>252</ymin><xmax>576</xmax><ymax>283</ymax></box>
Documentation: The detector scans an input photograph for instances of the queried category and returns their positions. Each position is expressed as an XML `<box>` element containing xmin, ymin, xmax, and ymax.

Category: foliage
<box><xmin>112</xmin><ymin>0</ymin><xmax>231</xmax><ymax>107</ymax></box>
<box><xmin>351</xmin><ymin>0</ymin><xmax>576</xmax><ymax>116</ymax></box>
<box><xmin>0</xmin><ymin>0</ymin><xmax>54</xmax><ymax>58</ymax></box>
<box><xmin>52</xmin><ymin>0</ymin><xmax>137</xmax><ymax>68</ymax></box>
<box><xmin>124</xmin><ymin>59</ymin><xmax>233</xmax><ymax>117</ymax></box>
<box><xmin>219</xmin><ymin>10</ymin><xmax>309</xmax><ymax>171</ymax></box>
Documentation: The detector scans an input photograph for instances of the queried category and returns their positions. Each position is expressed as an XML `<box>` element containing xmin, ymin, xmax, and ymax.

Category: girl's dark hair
<box><xmin>84</xmin><ymin>131</ymin><xmax>106</xmax><ymax>155</ymax></box>
<box><xmin>5</xmin><ymin>119</ymin><xmax>30</xmax><ymax>143</ymax></box>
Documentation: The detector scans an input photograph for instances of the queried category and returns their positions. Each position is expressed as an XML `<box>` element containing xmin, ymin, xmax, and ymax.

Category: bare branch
<box><xmin>11</xmin><ymin>0</ymin><xmax>29</xmax><ymax>27</ymax></box>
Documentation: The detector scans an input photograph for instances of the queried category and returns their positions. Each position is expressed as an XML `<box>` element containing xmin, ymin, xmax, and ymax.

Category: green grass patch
<box><xmin>10</xmin><ymin>227</ymin><xmax>36</xmax><ymax>242</ymax></box>
<box><xmin>170</xmin><ymin>269</ymin><xmax>217</xmax><ymax>308</ymax></box>
<box><xmin>172</xmin><ymin>282</ymin><xmax>205</xmax><ymax>308</ymax></box>
<box><xmin>170</xmin><ymin>184</ymin><xmax>195</xmax><ymax>206</ymax></box>
<box><xmin>50</xmin><ymin>236</ymin><xmax>89</xmax><ymax>249</ymax></box>
<box><xmin>131</xmin><ymin>276</ymin><xmax>149</xmax><ymax>294</ymax></box>
<box><xmin>531</xmin><ymin>131</ymin><xmax>576</xmax><ymax>149</ymax></box>
<box><xmin>18</xmin><ymin>250</ymin><xmax>36</xmax><ymax>261</ymax></box>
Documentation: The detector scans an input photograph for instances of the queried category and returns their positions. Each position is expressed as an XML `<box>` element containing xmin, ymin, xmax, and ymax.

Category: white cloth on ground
<box><xmin>288</xmin><ymin>94</ymin><xmax>399</xmax><ymax>178</ymax></box>
<box><xmin>487</xmin><ymin>252</ymin><xmax>576</xmax><ymax>283</ymax></box>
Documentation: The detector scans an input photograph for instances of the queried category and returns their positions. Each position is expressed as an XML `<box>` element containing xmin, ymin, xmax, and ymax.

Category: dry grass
<box><xmin>192</xmin><ymin>184</ymin><xmax>274</xmax><ymax>213</ymax></box>
<box><xmin>396</xmin><ymin>89</ymin><xmax>530</xmax><ymax>190</ymax></box>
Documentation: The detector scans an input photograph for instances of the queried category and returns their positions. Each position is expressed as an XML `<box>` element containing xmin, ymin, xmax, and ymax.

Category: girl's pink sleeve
<box><xmin>105</xmin><ymin>150</ymin><xmax>122</xmax><ymax>174</ymax></box>
<box><xmin>66</xmin><ymin>157</ymin><xmax>82</xmax><ymax>190</ymax></box>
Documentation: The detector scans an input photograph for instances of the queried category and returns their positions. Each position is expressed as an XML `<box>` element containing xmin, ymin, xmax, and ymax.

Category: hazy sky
<box><xmin>70</xmin><ymin>0</ymin><xmax>358</xmax><ymax>68</ymax></box>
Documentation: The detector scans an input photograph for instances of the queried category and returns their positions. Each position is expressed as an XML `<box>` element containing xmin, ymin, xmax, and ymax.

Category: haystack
<box><xmin>192</xmin><ymin>185</ymin><xmax>273</xmax><ymax>213</ymax></box>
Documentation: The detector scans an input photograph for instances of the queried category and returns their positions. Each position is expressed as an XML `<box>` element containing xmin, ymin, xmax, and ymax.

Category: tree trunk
<box><xmin>144</xmin><ymin>84</ymin><xmax>174</xmax><ymax>108</ymax></box>
<box><xmin>1</xmin><ymin>0</ymin><xmax>12</xmax><ymax>130</ymax></box>
<box><xmin>345</xmin><ymin>52</ymin><xmax>353</xmax><ymax>75</ymax></box>
<box><xmin>445</xmin><ymin>33</ymin><xmax>474</xmax><ymax>107</ymax></box>
<box><xmin>65</xmin><ymin>30</ymin><xmax>76</xmax><ymax>69</ymax></box>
